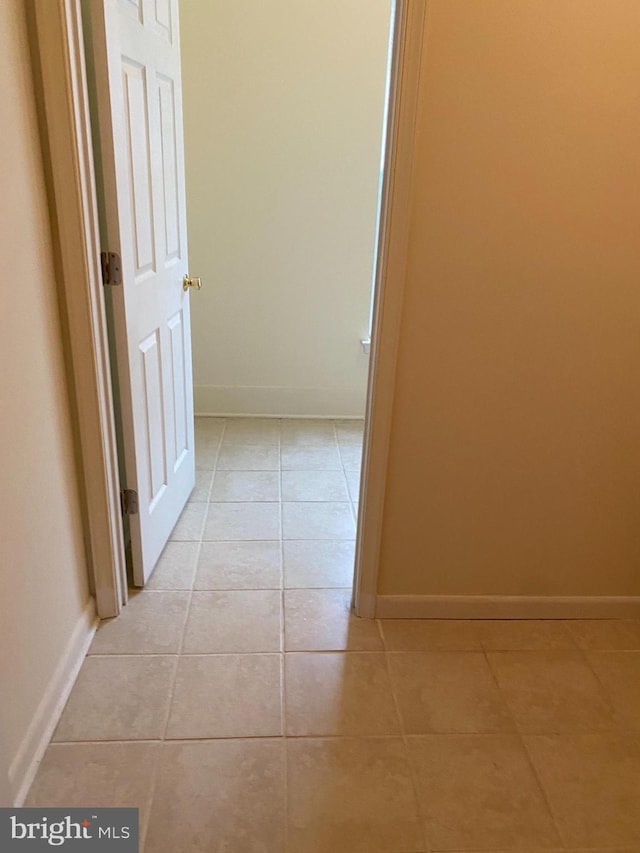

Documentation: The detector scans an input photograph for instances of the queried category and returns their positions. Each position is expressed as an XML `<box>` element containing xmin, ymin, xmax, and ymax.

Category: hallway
<box><xmin>25</xmin><ymin>418</ymin><xmax>640</xmax><ymax>851</ymax></box>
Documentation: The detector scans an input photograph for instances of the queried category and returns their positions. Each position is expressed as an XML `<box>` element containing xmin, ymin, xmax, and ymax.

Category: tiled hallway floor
<box><xmin>27</xmin><ymin>418</ymin><xmax>640</xmax><ymax>851</ymax></box>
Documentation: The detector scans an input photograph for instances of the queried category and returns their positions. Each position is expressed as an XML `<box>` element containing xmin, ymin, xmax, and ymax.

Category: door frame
<box><xmin>32</xmin><ymin>0</ymin><xmax>425</xmax><ymax>620</ymax></box>
<box><xmin>32</xmin><ymin>0</ymin><xmax>127</xmax><ymax>619</ymax></box>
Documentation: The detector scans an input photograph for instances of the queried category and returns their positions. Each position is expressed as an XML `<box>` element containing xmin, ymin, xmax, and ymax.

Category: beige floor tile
<box><xmin>525</xmin><ymin>734</ymin><xmax>640</xmax><ymax>847</ymax></box>
<box><xmin>217</xmin><ymin>444</ymin><xmax>280</xmax><ymax>470</ymax></box>
<box><xmin>195</xmin><ymin>540</ymin><xmax>282</xmax><ymax>590</ymax></box>
<box><xmin>26</xmin><ymin>742</ymin><xmax>158</xmax><ymax>826</ymax></box>
<box><xmin>188</xmin><ymin>469</ymin><xmax>213</xmax><ymax>501</ymax></box>
<box><xmin>281</xmin><ymin>470</ymin><xmax>349</xmax><ymax>501</ymax></box>
<box><xmin>211</xmin><ymin>470</ymin><xmax>280</xmax><ymax>501</ymax></box>
<box><xmin>285</xmin><ymin>589</ymin><xmax>383</xmax><ymax>651</ymax></box>
<box><xmin>204</xmin><ymin>501</ymin><xmax>280</xmax><ymax>540</ymax></box>
<box><xmin>165</xmin><ymin>654</ymin><xmax>282</xmax><ymax>739</ymax></box>
<box><xmin>222</xmin><ymin>417</ymin><xmax>281</xmax><ymax>445</ymax></box>
<box><xmin>146</xmin><ymin>740</ymin><xmax>285</xmax><ymax>853</ymax></box>
<box><xmin>487</xmin><ymin>651</ymin><xmax>616</xmax><ymax>733</ymax></box>
<box><xmin>280</xmin><ymin>418</ymin><xmax>337</xmax><ymax>445</ymax></box>
<box><xmin>286</xmin><ymin>737</ymin><xmax>424</xmax><ymax>853</ymax></box>
<box><xmin>334</xmin><ymin>418</ymin><xmax>365</xmax><ymax>439</ymax></box>
<box><xmin>285</xmin><ymin>652</ymin><xmax>400</xmax><ymax>736</ymax></box>
<box><xmin>283</xmin><ymin>540</ymin><xmax>355</xmax><ymax>588</ymax></box>
<box><xmin>566</xmin><ymin>620</ymin><xmax>640</xmax><ymax>650</ymax></box>
<box><xmin>281</xmin><ymin>445</ymin><xmax>342</xmax><ymax>470</ymax></box>
<box><xmin>477</xmin><ymin>619</ymin><xmax>577</xmax><ymax>650</ymax></box>
<box><xmin>53</xmin><ymin>656</ymin><xmax>176</xmax><ymax>742</ymax></box>
<box><xmin>194</xmin><ymin>416</ymin><xmax>226</xmax><ymax>441</ymax></box>
<box><xmin>146</xmin><ymin>542</ymin><xmax>199</xmax><ymax>590</ymax></box>
<box><xmin>183</xmin><ymin>590</ymin><xmax>281</xmax><ymax>653</ymax></box>
<box><xmin>381</xmin><ymin>620</ymin><xmax>482</xmax><ymax>652</ymax></box>
<box><xmin>344</xmin><ymin>468</ymin><xmax>361</xmax><ymax>503</ymax></box>
<box><xmin>282</xmin><ymin>501</ymin><xmax>355</xmax><ymax>540</ymax></box>
<box><xmin>169</xmin><ymin>502</ymin><xmax>207</xmax><ymax>540</ymax></box>
<box><xmin>587</xmin><ymin>651</ymin><xmax>640</xmax><ymax>730</ymax></box>
<box><xmin>388</xmin><ymin>652</ymin><xmax>514</xmax><ymax>734</ymax></box>
<box><xmin>338</xmin><ymin>444</ymin><xmax>363</xmax><ymax>471</ymax></box>
<box><xmin>409</xmin><ymin>734</ymin><xmax>560</xmax><ymax>851</ymax></box>
<box><xmin>195</xmin><ymin>439</ymin><xmax>222</xmax><ymax>470</ymax></box>
<box><xmin>89</xmin><ymin>590</ymin><xmax>190</xmax><ymax>655</ymax></box>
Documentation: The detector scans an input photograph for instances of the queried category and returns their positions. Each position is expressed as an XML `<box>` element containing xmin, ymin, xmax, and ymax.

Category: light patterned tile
<box><xmin>477</xmin><ymin>620</ymin><xmax>577</xmax><ymax>650</ymax></box>
<box><xmin>53</xmin><ymin>656</ymin><xmax>176</xmax><ymax>742</ymax></box>
<box><xmin>409</xmin><ymin>734</ymin><xmax>560</xmax><ymax>851</ymax></box>
<box><xmin>166</xmin><ymin>654</ymin><xmax>282</xmax><ymax>739</ymax></box>
<box><xmin>525</xmin><ymin>734</ymin><xmax>640</xmax><ymax>847</ymax></box>
<box><xmin>281</xmin><ymin>470</ymin><xmax>349</xmax><ymax>501</ymax></box>
<box><xmin>280</xmin><ymin>419</ymin><xmax>336</xmax><ymax>446</ymax></box>
<box><xmin>566</xmin><ymin>620</ymin><xmax>640</xmax><ymax>650</ymax></box>
<box><xmin>169</xmin><ymin>502</ymin><xmax>207</xmax><ymax>541</ymax></box>
<box><xmin>211</xmin><ymin>470</ymin><xmax>280</xmax><ymax>501</ymax></box>
<box><xmin>282</xmin><ymin>502</ymin><xmax>355</xmax><ymax>540</ymax></box>
<box><xmin>587</xmin><ymin>651</ymin><xmax>640</xmax><ymax>731</ymax></box>
<box><xmin>182</xmin><ymin>590</ymin><xmax>281</xmax><ymax>653</ymax></box>
<box><xmin>222</xmin><ymin>418</ymin><xmax>280</xmax><ymax>445</ymax></box>
<box><xmin>89</xmin><ymin>590</ymin><xmax>190</xmax><ymax>655</ymax></box>
<box><xmin>26</xmin><ymin>742</ymin><xmax>158</xmax><ymax>827</ymax></box>
<box><xmin>344</xmin><ymin>469</ymin><xmax>361</xmax><ymax>503</ymax></box>
<box><xmin>146</xmin><ymin>542</ymin><xmax>199</xmax><ymax>590</ymax></box>
<box><xmin>195</xmin><ymin>541</ymin><xmax>281</xmax><ymax>590</ymax></box>
<box><xmin>283</xmin><ymin>540</ymin><xmax>355</xmax><ymax>588</ymax></box>
<box><xmin>338</xmin><ymin>443</ymin><xmax>362</xmax><ymax>471</ymax></box>
<box><xmin>204</xmin><ymin>502</ymin><xmax>280</xmax><ymax>541</ymax></box>
<box><xmin>145</xmin><ymin>740</ymin><xmax>285</xmax><ymax>853</ymax></box>
<box><xmin>287</xmin><ymin>738</ymin><xmax>424</xmax><ymax>852</ymax></box>
<box><xmin>381</xmin><ymin>620</ymin><xmax>482</xmax><ymax>652</ymax></box>
<box><xmin>281</xmin><ymin>445</ymin><xmax>342</xmax><ymax>471</ymax></box>
<box><xmin>216</xmin><ymin>444</ymin><xmax>280</xmax><ymax>471</ymax></box>
<box><xmin>487</xmin><ymin>651</ymin><xmax>616</xmax><ymax>733</ymax></box>
<box><xmin>388</xmin><ymin>652</ymin><xmax>514</xmax><ymax>734</ymax></box>
<box><xmin>285</xmin><ymin>652</ymin><xmax>400</xmax><ymax>736</ymax></box>
<box><xmin>188</xmin><ymin>469</ymin><xmax>213</xmax><ymax>501</ymax></box>
<box><xmin>285</xmin><ymin>588</ymin><xmax>382</xmax><ymax>651</ymax></box>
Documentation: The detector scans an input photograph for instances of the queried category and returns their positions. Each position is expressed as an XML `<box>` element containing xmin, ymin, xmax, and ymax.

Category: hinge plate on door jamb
<box><xmin>120</xmin><ymin>488</ymin><xmax>139</xmax><ymax>515</ymax></box>
<box><xmin>101</xmin><ymin>251</ymin><xmax>122</xmax><ymax>285</ymax></box>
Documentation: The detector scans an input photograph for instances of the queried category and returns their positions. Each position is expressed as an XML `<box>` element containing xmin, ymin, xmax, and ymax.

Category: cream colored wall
<box><xmin>180</xmin><ymin>0</ymin><xmax>392</xmax><ymax>417</ymax></box>
<box><xmin>0</xmin><ymin>0</ymin><xmax>91</xmax><ymax>799</ymax></box>
<box><xmin>378</xmin><ymin>0</ymin><xmax>640</xmax><ymax>599</ymax></box>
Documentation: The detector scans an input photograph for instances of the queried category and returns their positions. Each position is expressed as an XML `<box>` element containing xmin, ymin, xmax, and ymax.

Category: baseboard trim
<box><xmin>10</xmin><ymin>597</ymin><xmax>98</xmax><ymax>806</ymax></box>
<box><xmin>193</xmin><ymin>384</ymin><xmax>366</xmax><ymax>418</ymax></box>
<box><xmin>375</xmin><ymin>594</ymin><xmax>640</xmax><ymax>619</ymax></box>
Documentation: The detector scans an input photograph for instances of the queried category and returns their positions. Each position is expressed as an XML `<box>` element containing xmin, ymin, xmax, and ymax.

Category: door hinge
<box><xmin>101</xmin><ymin>251</ymin><xmax>122</xmax><ymax>285</ymax></box>
<box><xmin>120</xmin><ymin>488</ymin><xmax>139</xmax><ymax>515</ymax></box>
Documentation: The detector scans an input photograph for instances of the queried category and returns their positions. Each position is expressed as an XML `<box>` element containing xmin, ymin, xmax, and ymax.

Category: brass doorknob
<box><xmin>183</xmin><ymin>275</ymin><xmax>202</xmax><ymax>292</ymax></box>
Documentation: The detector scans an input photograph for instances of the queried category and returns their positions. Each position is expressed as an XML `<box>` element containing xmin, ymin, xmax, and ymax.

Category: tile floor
<box><xmin>26</xmin><ymin>418</ymin><xmax>640</xmax><ymax>852</ymax></box>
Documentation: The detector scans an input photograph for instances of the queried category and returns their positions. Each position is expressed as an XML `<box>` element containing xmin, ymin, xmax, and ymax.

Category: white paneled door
<box><xmin>90</xmin><ymin>0</ymin><xmax>195</xmax><ymax>584</ymax></box>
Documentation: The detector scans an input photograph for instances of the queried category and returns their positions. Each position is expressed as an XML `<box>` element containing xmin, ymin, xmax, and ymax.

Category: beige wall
<box><xmin>378</xmin><ymin>0</ymin><xmax>640</xmax><ymax>598</ymax></box>
<box><xmin>0</xmin><ymin>0</ymin><xmax>91</xmax><ymax>799</ymax></box>
<box><xmin>180</xmin><ymin>0</ymin><xmax>392</xmax><ymax>417</ymax></box>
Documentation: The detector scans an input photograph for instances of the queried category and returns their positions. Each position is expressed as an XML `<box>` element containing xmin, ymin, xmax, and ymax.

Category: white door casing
<box><xmin>90</xmin><ymin>0</ymin><xmax>195</xmax><ymax>584</ymax></box>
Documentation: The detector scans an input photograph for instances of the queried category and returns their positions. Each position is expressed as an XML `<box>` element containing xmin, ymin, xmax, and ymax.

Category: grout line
<box><xmin>481</xmin><ymin>647</ymin><xmax>568</xmax><ymax>851</ymax></box>
<box><xmin>140</xmin><ymin>418</ymin><xmax>227</xmax><ymax>851</ymax></box>
<box><xmin>381</xmin><ymin>638</ymin><xmax>431</xmax><ymax>852</ymax></box>
<box><xmin>333</xmin><ymin>420</ymin><xmax>360</xmax><ymax>533</ymax></box>
<box><xmin>278</xmin><ymin>420</ymin><xmax>289</xmax><ymax>850</ymax></box>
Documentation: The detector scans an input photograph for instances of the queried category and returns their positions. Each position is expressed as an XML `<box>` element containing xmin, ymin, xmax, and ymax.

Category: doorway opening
<box><xmin>80</xmin><ymin>0</ymin><xmax>397</xmax><ymax>608</ymax></box>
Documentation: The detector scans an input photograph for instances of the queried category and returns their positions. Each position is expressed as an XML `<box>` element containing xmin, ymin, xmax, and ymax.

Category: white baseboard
<box><xmin>194</xmin><ymin>384</ymin><xmax>366</xmax><ymax>418</ymax></box>
<box><xmin>375</xmin><ymin>594</ymin><xmax>640</xmax><ymax>619</ymax></box>
<box><xmin>9</xmin><ymin>597</ymin><xmax>98</xmax><ymax>806</ymax></box>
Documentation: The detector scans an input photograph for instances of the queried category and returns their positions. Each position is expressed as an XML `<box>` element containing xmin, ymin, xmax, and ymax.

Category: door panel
<box><xmin>90</xmin><ymin>0</ymin><xmax>194</xmax><ymax>584</ymax></box>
